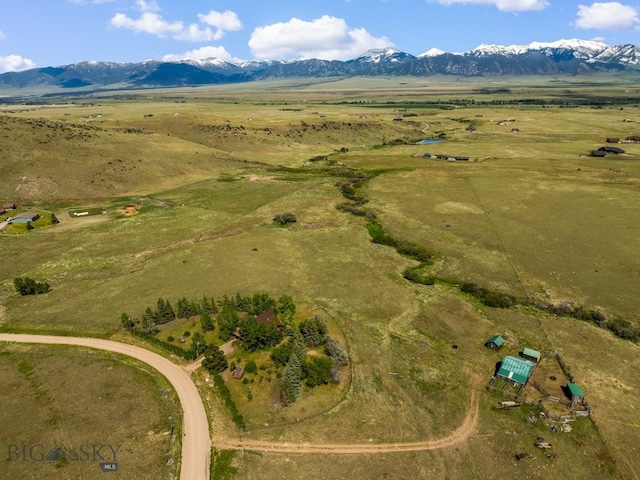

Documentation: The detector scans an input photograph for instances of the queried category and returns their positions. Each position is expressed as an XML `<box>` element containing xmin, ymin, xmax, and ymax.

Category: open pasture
<box><xmin>0</xmin><ymin>343</ymin><xmax>181</xmax><ymax>479</ymax></box>
<box><xmin>1</xmin><ymin>78</ymin><xmax>640</xmax><ymax>479</ymax></box>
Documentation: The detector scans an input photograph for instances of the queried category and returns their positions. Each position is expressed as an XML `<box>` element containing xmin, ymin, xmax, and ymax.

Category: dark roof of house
<box><xmin>591</xmin><ymin>150</ymin><xmax>606</xmax><ymax>157</ymax></box>
<box><xmin>14</xmin><ymin>212</ymin><xmax>39</xmax><ymax>219</ymax></box>
<box><xmin>255</xmin><ymin>309</ymin><xmax>282</xmax><ymax>327</ymax></box>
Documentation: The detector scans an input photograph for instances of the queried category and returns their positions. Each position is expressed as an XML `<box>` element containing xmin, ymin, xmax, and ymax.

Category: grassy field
<box><xmin>0</xmin><ymin>343</ymin><xmax>181</xmax><ymax>479</ymax></box>
<box><xmin>1</xmin><ymin>76</ymin><xmax>640</xmax><ymax>479</ymax></box>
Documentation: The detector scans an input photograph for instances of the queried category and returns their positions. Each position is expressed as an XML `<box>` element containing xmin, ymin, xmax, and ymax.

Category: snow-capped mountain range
<box><xmin>1</xmin><ymin>39</ymin><xmax>638</xmax><ymax>94</ymax></box>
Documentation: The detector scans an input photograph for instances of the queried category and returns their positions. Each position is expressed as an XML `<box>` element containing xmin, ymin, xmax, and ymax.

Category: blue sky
<box><xmin>1</xmin><ymin>0</ymin><xmax>639</xmax><ymax>72</ymax></box>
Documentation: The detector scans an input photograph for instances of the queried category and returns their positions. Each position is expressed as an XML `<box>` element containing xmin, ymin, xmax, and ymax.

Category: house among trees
<box><xmin>521</xmin><ymin>347</ymin><xmax>541</xmax><ymax>363</ymax></box>
<box><xmin>496</xmin><ymin>356</ymin><xmax>536</xmax><ymax>386</ymax></box>
<box><xmin>567</xmin><ymin>382</ymin><xmax>585</xmax><ymax>407</ymax></box>
<box><xmin>255</xmin><ymin>309</ymin><xmax>284</xmax><ymax>332</ymax></box>
<box><xmin>485</xmin><ymin>335</ymin><xmax>505</xmax><ymax>351</ymax></box>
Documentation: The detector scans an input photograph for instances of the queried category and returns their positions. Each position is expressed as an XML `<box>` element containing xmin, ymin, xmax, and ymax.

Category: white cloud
<box><xmin>249</xmin><ymin>15</ymin><xmax>393</xmax><ymax>61</ymax></box>
<box><xmin>110</xmin><ymin>12</ymin><xmax>183</xmax><ymax>37</ymax></box>
<box><xmin>575</xmin><ymin>2</ymin><xmax>640</xmax><ymax>30</ymax></box>
<box><xmin>198</xmin><ymin>10</ymin><xmax>242</xmax><ymax>32</ymax></box>
<box><xmin>162</xmin><ymin>46</ymin><xmax>240</xmax><ymax>63</ymax></box>
<box><xmin>431</xmin><ymin>0</ymin><xmax>549</xmax><ymax>12</ymax></box>
<box><xmin>0</xmin><ymin>55</ymin><xmax>36</xmax><ymax>73</ymax></box>
<box><xmin>110</xmin><ymin>6</ymin><xmax>242</xmax><ymax>42</ymax></box>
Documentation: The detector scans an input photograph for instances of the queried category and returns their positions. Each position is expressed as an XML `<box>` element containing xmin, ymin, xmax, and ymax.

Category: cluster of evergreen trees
<box><xmin>121</xmin><ymin>292</ymin><xmax>349</xmax><ymax>407</ymax></box>
<box><xmin>123</xmin><ymin>292</ymin><xmax>296</xmax><ymax>338</ymax></box>
<box><xmin>279</xmin><ymin>316</ymin><xmax>349</xmax><ymax>405</ymax></box>
<box><xmin>13</xmin><ymin>276</ymin><xmax>51</xmax><ymax>295</ymax></box>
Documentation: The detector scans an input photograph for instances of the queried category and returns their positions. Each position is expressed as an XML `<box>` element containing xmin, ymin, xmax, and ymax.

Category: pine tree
<box><xmin>202</xmin><ymin>345</ymin><xmax>228</xmax><ymax>373</ymax></box>
<box><xmin>177</xmin><ymin>297</ymin><xmax>190</xmax><ymax>319</ymax></box>
<box><xmin>200</xmin><ymin>310</ymin><xmax>215</xmax><ymax>332</ymax></box>
<box><xmin>187</xmin><ymin>332</ymin><xmax>207</xmax><ymax>360</ymax></box>
<box><xmin>325</xmin><ymin>335</ymin><xmax>348</xmax><ymax>366</ymax></box>
<box><xmin>141</xmin><ymin>307</ymin><xmax>158</xmax><ymax>334</ymax></box>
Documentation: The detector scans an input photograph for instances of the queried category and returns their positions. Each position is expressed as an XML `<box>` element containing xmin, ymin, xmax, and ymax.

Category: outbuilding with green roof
<box><xmin>496</xmin><ymin>355</ymin><xmax>536</xmax><ymax>386</ymax></box>
<box><xmin>567</xmin><ymin>382</ymin><xmax>585</xmax><ymax>406</ymax></box>
<box><xmin>485</xmin><ymin>335</ymin><xmax>505</xmax><ymax>351</ymax></box>
<box><xmin>522</xmin><ymin>347</ymin><xmax>541</xmax><ymax>363</ymax></box>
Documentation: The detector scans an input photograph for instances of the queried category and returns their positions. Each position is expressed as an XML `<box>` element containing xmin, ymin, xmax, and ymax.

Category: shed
<box><xmin>10</xmin><ymin>212</ymin><xmax>40</xmax><ymax>224</ymax></box>
<box><xmin>606</xmin><ymin>138</ymin><xmax>620</xmax><ymax>143</ymax></box>
<box><xmin>567</xmin><ymin>382</ymin><xmax>585</xmax><ymax>407</ymax></box>
<box><xmin>485</xmin><ymin>335</ymin><xmax>505</xmax><ymax>351</ymax></box>
<box><xmin>232</xmin><ymin>366</ymin><xmax>244</xmax><ymax>380</ymax></box>
<box><xmin>496</xmin><ymin>356</ymin><xmax>536</xmax><ymax>385</ymax></box>
<box><xmin>3</xmin><ymin>203</ymin><xmax>16</xmax><ymax>210</ymax></box>
<box><xmin>521</xmin><ymin>347</ymin><xmax>541</xmax><ymax>363</ymax></box>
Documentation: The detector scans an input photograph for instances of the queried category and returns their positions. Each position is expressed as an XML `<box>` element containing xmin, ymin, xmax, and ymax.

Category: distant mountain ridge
<box><xmin>1</xmin><ymin>39</ymin><xmax>638</xmax><ymax>94</ymax></box>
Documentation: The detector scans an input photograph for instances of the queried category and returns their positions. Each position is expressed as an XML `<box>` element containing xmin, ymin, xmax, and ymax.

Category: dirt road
<box><xmin>0</xmin><ymin>333</ymin><xmax>481</xmax><ymax>470</ymax></box>
<box><xmin>0</xmin><ymin>334</ymin><xmax>210</xmax><ymax>480</ymax></box>
<box><xmin>214</xmin><ymin>387</ymin><xmax>480</xmax><ymax>454</ymax></box>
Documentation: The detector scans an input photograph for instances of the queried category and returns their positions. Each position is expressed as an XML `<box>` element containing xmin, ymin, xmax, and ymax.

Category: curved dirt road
<box><xmin>1</xmin><ymin>334</ymin><xmax>481</xmax><ymax>466</ymax></box>
<box><xmin>214</xmin><ymin>387</ymin><xmax>480</xmax><ymax>454</ymax></box>
<box><xmin>0</xmin><ymin>334</ymin><xmax>210</xmax><ymax>480</ymax></box>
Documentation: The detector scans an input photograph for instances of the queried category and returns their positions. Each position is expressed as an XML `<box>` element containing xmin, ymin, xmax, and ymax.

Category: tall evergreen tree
<box><xmin>200</xmin><ymin>310</ymin><xmax>215</xmax><ymax>332</ymax></box>
<box><xmin>187</xmin><ymin>332</ymin><xmax>207</xmax><ymax>360</ymax></box>
<box><xmin>202</xmin><ymin>345</ymin><xmax>228</xmax><ymax>373</ymax></box>
<box><xmin>141</xmin><ymin>307</ymin><xmax>158</xmax><ymax>334</ymax></box>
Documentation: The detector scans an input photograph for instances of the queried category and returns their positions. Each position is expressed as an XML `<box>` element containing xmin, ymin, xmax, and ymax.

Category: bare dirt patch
<box><xmin>119</xmin><ymin>204</ymin><xmax>141</xmax><ymax>216</ymax></box>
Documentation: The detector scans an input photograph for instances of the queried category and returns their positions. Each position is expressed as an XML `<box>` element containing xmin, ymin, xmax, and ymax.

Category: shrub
<box><xmin>245</xmin><ymin>360</ymin><xmax>257</xmax><ymax>374</ymax></box>
<box><xmin>273</xmin><ymin>212</ymin><xmax>297</xmax><ymax>225</ymax></box>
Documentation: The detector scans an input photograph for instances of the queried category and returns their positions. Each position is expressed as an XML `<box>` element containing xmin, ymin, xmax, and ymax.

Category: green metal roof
<box><xmin>567</xmin><ymin>382</ymin><xmax>585</xmax><ymax>398</ymax></box>
<box><xmin>487</xmin><ymin>335</ymin><xmax>504</xmax><ymax>347</ymax></box>
<box><xmin>497</xmin><ymin>356</ymin><xmax>536</xmax><ymax>385</ymax></box>
<box><xmin>522</xmin><ymin>347</ymin><xmax>541</xmax><ymax>360</ymax></box>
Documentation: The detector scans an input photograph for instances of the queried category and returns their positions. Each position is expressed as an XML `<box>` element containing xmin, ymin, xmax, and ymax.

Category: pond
<box><xmin>417</xmin><ymin>139</ymin><xmax>445</xmax><ymax>144</ymax></box>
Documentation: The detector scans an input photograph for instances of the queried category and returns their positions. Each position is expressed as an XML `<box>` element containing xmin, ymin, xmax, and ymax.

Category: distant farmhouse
<box><xmin>435</xmin><ymin>154</ymin><xmax>470</xmax><ymax>161</ymax></box>
<box><xmin>592</xmin><ymin>146</ymin><xmax>625</xmax><ymax>157</ymax></box>
<box><xmin>9</xmin><ymin>212</ymin><xmax>40</xmax><ymax>224</ymax></box>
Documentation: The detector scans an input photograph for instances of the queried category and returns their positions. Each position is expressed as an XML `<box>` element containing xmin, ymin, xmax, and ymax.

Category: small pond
<box><xmin>417</xmin><ymin>139</ymin><xmax>445</xmax><ymax>145</ymax></box>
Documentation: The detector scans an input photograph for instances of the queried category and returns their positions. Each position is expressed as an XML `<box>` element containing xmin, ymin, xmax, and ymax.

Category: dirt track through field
<box><xmin>213</xmin><ymin>385</ymin><xmax>480</xmax><ymax>454</ymax></box>
<box><xmin>0</xmin><ymin>334</ymin><xmax>481</xmax><ymax>476</ymax></box>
